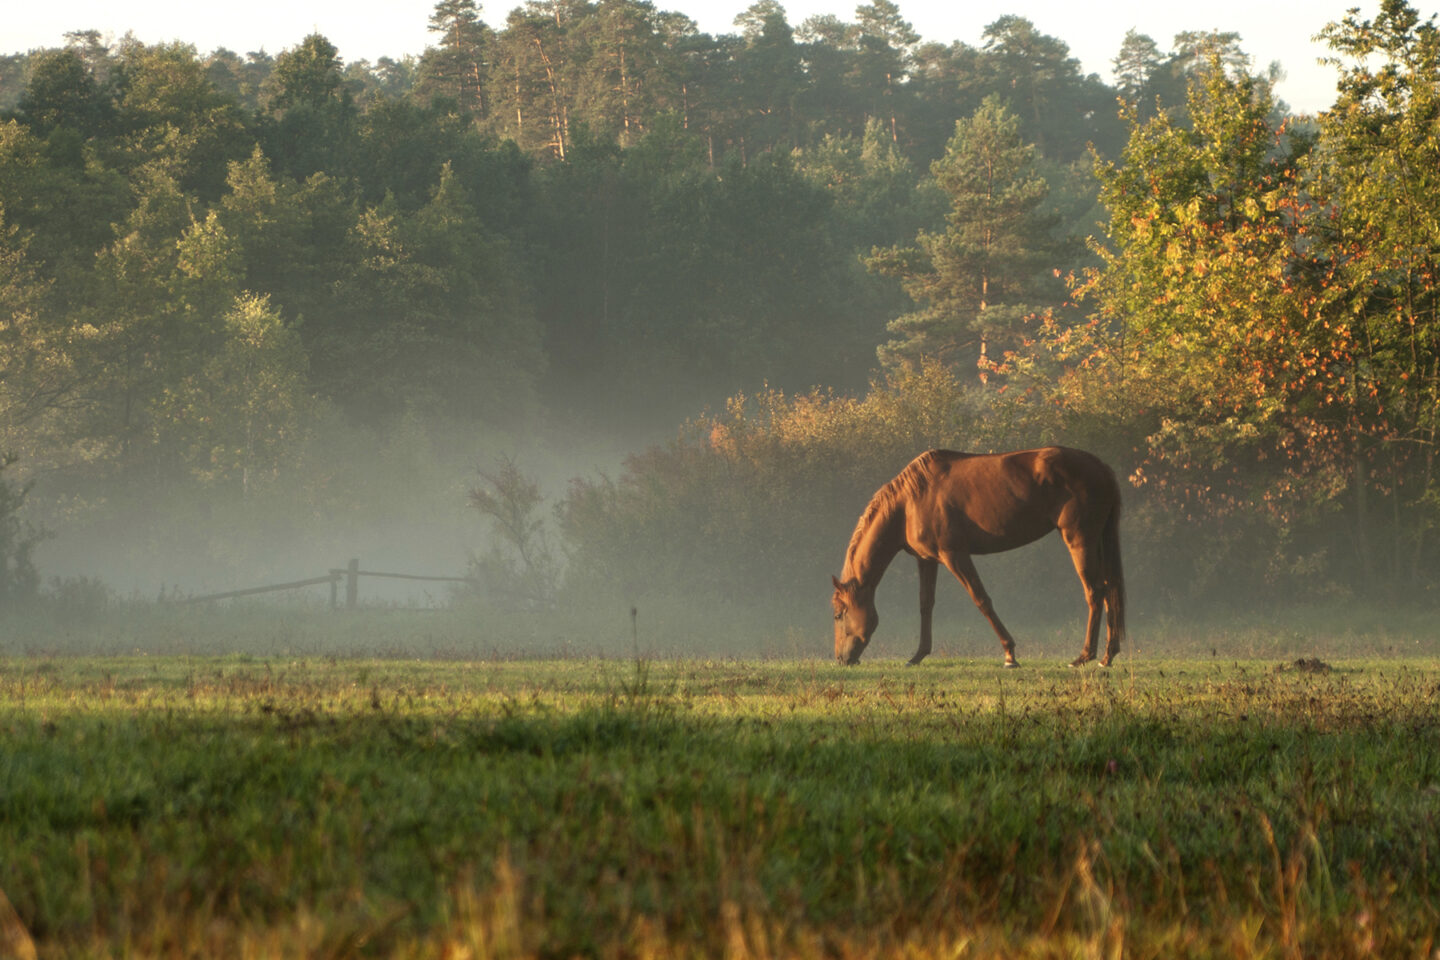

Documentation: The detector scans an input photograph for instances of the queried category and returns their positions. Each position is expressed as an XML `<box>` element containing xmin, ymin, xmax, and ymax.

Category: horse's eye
<box><xmin>833</xmin><ymin>609</ymin><xmax>844</xmax><ymax>620</ymax></box>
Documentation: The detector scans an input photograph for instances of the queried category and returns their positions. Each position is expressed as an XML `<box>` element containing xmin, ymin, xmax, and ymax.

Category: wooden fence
<box><xmin>177</xmin><ymin>558</ymin><xmax>475</xmax><ymax>609</ymax></box>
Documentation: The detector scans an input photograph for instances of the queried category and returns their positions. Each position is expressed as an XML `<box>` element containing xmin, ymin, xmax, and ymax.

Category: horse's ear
<box><xmin>831</xmin><ymin>575</ymin><xmax>843</xmax><ymax>591</ymax></box>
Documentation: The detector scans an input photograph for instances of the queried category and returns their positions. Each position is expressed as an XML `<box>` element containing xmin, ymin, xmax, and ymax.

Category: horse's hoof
<box><xmin>1003</xmin><ymin>660</ymin><xmax>1020</xmax><ymax>669</ymax></box>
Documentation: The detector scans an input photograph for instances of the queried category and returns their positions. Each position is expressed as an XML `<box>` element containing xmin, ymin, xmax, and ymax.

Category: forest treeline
<box><xmin>1</xmin><ymin>0</ymin><xmax>1437</xmax><ymax>620</ymax></box>
<box><xmin>0</xmin><ymin>0</ymin><xmax>1163</xmax><ymax>442</ymax></box>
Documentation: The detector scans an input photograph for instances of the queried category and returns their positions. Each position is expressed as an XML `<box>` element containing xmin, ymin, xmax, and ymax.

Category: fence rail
<box><xmin>176</xmin><ymin>558</ymin><xmax>475</xmax><ymax>609</ymax></box>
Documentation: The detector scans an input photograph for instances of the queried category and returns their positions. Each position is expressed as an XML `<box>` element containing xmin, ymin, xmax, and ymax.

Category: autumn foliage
<box><xmin>565</xmin><ymin>5</ymin><xmax>1440</xmax><ymax>610</ymax></box>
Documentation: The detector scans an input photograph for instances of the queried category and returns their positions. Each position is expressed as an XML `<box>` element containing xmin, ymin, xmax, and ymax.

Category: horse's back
<box><xmin>915</xmin><ymin>447</ymin><xmax>1117</xmax><ymax>552</ymax></box>
<box><xmin>922</xmin><ymin>446</ymin><xmax>1111</xmax><ymax>490</ymax></box>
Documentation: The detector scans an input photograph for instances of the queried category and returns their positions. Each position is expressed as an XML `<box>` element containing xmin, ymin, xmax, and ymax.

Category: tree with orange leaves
<box><xmin>1002</xmin><ymin>53</ymin><xmax>1354</xmax><ymax>595</ymax></box>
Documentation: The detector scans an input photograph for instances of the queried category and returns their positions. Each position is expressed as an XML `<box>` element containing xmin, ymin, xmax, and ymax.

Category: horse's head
<box><xmin>831</xmin><ymin>576</ymin><xmax>877</xmax><ymax>665</ymax></box>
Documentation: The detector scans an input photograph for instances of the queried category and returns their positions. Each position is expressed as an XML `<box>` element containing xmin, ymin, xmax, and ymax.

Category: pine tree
<box><xmin>866</xmin><ymin>97</ymin><xmax>1062</xmax><ymax>376</ymax></box>
<box><xmin>421</xmin><ymin>0</ymin><xmax>491</xmax><ymax>118</ymax></box>
<box><xmin>731</xmin><ymin>1</ymin><xmax>804</xmax><ymax>157</ymax></box>
<box><xmin>853</xmin><ymin>0</ymin><xmax>918</xmax><ymax>142</ymax></box>
<box><xmin>1112</xmin><ymin>30</ymin><xmax>1162</xmax><ymax>107</ymax></box>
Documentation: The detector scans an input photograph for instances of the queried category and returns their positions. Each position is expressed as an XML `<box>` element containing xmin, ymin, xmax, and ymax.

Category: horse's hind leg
<box><xmin>1063</xmin><ymin>532</ymin><xmax>1105</xmax><ymax>668</ymax></box>
<box><xmin>1102</xmin><ymin>595</ymin><xmax>1120</xmax><ymax>667</ymax></box>
<box><xmin>910</xmin><ymin>558</ymin><xmax>938</xmax><ymax>666</ymax></box>
<box><xmin>940</xmin><ymin>550</ymin><xmax>1020</xmax><ymax>668</ymax></box>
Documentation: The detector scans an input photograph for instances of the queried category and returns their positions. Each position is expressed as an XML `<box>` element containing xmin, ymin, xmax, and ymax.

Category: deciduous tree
<box><xmin>1315</xmin><ymin>0</ymin><xmax>1440</xmax><ymax>586</ymax></box>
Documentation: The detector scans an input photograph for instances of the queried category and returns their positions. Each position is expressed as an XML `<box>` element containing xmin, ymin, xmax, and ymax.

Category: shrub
<box><xmin>556</xmin><ymin>362</ymin><xmax>1040</xmax><ymax>610</ymax></box>
<box><xmin>468</xmin><ymin>457</ymin><xmax>559</xmax><ymax>610</ymax></box>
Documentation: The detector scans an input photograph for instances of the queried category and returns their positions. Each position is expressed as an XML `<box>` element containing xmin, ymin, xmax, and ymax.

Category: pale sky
<box><xmin>5</xmin><ymin>0</ymin><xmax>1427</xmax><ymax>116</ymax></box>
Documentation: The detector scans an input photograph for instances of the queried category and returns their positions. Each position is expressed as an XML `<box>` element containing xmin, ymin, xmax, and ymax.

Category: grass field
<box><xmin>2</xmin><ymin>651</ymin><xmax>1439</xmax><ymax>958</ymax></box>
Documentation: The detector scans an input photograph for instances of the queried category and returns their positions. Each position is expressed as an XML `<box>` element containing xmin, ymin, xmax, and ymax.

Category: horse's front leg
<box><xmin>909</xmin><ymin>558</ymin><xmax>938</xmax><ymax>666</ymax></box>
<box><xmin>940</xmin><ymin>550</ymin><xmax>1020</xmax><ymax>668</ymax></box>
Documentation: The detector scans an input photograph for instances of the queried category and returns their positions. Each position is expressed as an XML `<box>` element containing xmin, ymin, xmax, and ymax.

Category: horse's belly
<box><xmin>966</xmin><ymin>522</ymin><xmax>1055</xmax><ymax>555</ymax></box>
<box><xmin>909</xmin><ymin>507</ymin><xmax>1056</xmax><ymax>557</ymax></box>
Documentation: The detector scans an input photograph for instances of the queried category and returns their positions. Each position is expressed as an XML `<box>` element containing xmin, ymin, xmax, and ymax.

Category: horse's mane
<box><xmin>842</xmin><ymin>450</ymin><xmax>944</xmax><ymax>576</ymax></box>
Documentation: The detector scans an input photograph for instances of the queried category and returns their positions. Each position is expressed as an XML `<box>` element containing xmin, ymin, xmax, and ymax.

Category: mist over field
<box><xmin>2</xmin><ymin>1</ymin><xmax>1438</xmax><ymax>662</ymax></box>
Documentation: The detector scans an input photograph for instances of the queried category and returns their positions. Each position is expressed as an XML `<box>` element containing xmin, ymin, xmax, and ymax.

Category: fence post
<box><xmin>329</xmin><ymin>572</ymin><xmax>340</xmax><ymax>610</ymax></box>
<box><xmin>346</xmin><ymin>558</ymin><xmax>359</xmax><ymax>609</ymax></box>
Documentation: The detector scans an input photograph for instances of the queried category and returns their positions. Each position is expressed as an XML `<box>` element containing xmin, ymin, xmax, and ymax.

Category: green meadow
<box><xmin>2</xmin><ymin>653</ymin><xmax>1438</xmax><ymax>958</ymax></box>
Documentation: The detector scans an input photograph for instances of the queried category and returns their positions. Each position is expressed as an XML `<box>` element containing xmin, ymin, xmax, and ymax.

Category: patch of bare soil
<box><xmin>1275</xmin><ymin>657</ymin><xmax>1333</xmax><ymax>674</ymax></box>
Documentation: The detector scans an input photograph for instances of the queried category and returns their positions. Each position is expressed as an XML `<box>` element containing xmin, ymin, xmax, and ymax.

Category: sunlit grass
<box><xmin>2</xmin><ymin>654</ymin><xmax>1438</xmax><ymax>957</ymax></box>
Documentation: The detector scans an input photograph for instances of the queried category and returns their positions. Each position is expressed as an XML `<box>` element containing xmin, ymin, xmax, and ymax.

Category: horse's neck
<box><xmin>843</xmin><ymin>504</ymin><xmax>905</xmax><ymax>594</ymax></box>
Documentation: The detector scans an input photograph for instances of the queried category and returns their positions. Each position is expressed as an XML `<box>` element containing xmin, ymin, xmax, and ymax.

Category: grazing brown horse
<box><xmin>831</xmin><ymin>447</ymin><xmax>1125</xmax><ymax>668</ymax></box>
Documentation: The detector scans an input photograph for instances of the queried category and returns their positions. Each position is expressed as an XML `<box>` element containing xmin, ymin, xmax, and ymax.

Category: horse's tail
<box><xmin>1102</xmin><ymin>498</ymin><xmax>1126</xmax><ymax>655</ymax></box>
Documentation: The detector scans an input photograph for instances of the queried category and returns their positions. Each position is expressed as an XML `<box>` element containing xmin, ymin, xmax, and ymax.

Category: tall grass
<box><xmin>1</xmin><ymin>655</ymin><xmax>1438</xmax><ymax>957</ymax></box>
